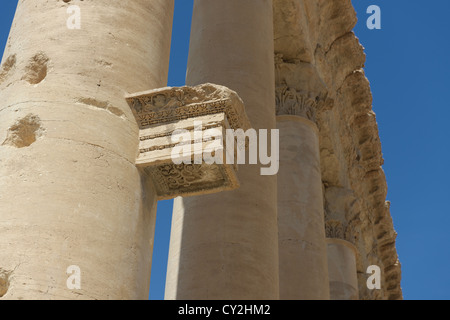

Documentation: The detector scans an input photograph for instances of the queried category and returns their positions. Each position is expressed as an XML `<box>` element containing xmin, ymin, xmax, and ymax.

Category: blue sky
<box><xmin>1</xmin><ymin>1</ymin><xmax>449</xmax><ymax>300</ymax></box>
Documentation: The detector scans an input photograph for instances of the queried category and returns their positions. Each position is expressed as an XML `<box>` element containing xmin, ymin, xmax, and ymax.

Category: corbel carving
<box><xmin>126</xmin><ymin>83</ymin><xmax>251</xmax><ymax>200</ymax></box>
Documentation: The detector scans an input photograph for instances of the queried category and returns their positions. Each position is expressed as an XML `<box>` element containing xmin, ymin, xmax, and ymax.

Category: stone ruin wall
<box><xmin>274</xmin><ymin>0</ymin><xmax>402</xmax><ymax>300</ymax></box>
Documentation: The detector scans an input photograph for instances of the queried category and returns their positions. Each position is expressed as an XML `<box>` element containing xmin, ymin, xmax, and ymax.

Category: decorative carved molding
<box><xmin>145</xmin><ymin>162</ymin><xmax>238</xmax><ymax>201</ymax></box>
<box><xmin>126</xmin><ymin>83</ymin><xmax>250</xmax><ymax>131</ymax></box>
<box><xmin>325</xmin><ymin>218</ymin><xmax>359</xmax><ymax>245</ymax></box>
<box><xmin>325</xmin><ymin>220</ymin><xmax>345</xmax><ymax>240</ymax></box>
<box><xmin>274</xmin><ymin>54</ymin><xmax>327</xmax><ymax>122</ymax></box>
<box><xmin>126</xmin><ymin>83</ymin><xmax>251</xmax><ymax>200</ymax></box>
<box><xmin>275</xmin><ymin>85</ymin><xmax>318</xmax><ymax>121</ymax></box>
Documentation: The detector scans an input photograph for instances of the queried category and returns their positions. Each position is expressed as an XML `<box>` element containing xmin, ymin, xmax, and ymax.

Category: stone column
<box><xmin>275</xmin><ymin>60</ymin><xmax>330</xmax><ymax>299</ymax></box>
<box><xmin>325</xmin><ymin>216</ymin><xmax>359</xmax><ymax>300</ymax></box>
<box><xmin>0</xmin><ymin>0</ymin><xmax>173</xmax><ymax>300</ymax></box>
<box><xmin>277</xmin><ymin>116</ymin><xmax>330</xmax><ymax>300</ymax></box>
<box><xmin>165</xmin><ymin>0</ymin><xmax>279</xmax><ymax>300</ymax></box>
<box><xmin>326</xmin><ymin>238</ymin><xmax>359</xmax><ymax>300</ymax></box>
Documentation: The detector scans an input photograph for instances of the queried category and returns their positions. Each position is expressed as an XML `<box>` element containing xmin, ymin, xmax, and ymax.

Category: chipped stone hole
<box><xmin>0</xmin><ymin>54</ymin><xmax>17</xmax><ymax>84</ymax></box>
<box><xmin>0</xmin><ymin>268</ymin><xmax>12</xmax><ymax>298</ymax></box>
<box><xmin>22</xmin><ymin>52</ymin><xmax>50</xmax><ymax>85</ymax></box>
<box><xmin>77</xmin><ymin>97</ymin><xmax>125</xmax><ymax>118</ymax></box>
<box><xmin>2</xmin><ymin>114</ymin><xmax>44</xmax><ymax>148</ymax></box>
<box><xmin>1</xmin><ymin>54</ymin><xmax>17</xmax><ymax>73</ymax></box>
<box><xmin>94</xmin><ymin>59</ymin><xmax>113</xmax><ymax>68</ymax></box>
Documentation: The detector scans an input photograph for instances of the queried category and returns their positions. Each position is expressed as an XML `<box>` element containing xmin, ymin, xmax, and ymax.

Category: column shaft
<box><xmin>0</xmin><ymin>0</ymin><xmax>173</xmax><ymax>299</ymax></box>
<box><xmin>165</xmin><ymin>0</ymin><xmax>278</xmax><ymax>300</ymax></box>
<box><xmin>327</xmin><ymin>238</ymin><xmax>359</xmax><ymax>300</ymax></box>
<box><xmin>277</xmin><ymin>115</ymin><xmax>330</xmax><ymax>299</ymax></box>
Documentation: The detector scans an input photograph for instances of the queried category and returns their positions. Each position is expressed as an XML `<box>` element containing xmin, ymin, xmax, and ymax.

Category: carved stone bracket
<box><xmin>126</xmin><ymin>83</ymin><xmax>251</xmax><ymax>200</ymax></box>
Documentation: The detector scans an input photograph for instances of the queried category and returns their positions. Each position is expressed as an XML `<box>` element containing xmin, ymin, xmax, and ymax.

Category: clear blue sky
<box><xmin>1</xmin><ymin>1</ymin><xmax>449</xmax><ymax>300</ymax></box>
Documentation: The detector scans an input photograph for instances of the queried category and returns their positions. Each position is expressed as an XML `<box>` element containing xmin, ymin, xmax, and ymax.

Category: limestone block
<box><xmin>126</xmin><ymin>83</ymin><xmax>251</xmax><ymax>200</ymax></box>
<box><xmin>274</xmin><ymin>0</ymin><xmax>315</xmax><ymax>62</ymax></box>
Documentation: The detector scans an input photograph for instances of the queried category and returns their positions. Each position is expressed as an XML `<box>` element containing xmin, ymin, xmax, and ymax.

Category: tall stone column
<box><xmin>0</xmin><ymin>0</ymin><xmax>173</xmax><ymax>300</ymax></box>
<box><xmin>277</xmin><ymin>115</ymin><xmax>330</xmax><ymax>300</ymax></box>
<box><xmin>276</xmin><ymin>60</ymin><xmax>330</xmax><ymax>299</ymax></box>
<box><xmin>165</xmin><ymin>0</ymin><xmax>279</xmax><ymax>300</ymax></box>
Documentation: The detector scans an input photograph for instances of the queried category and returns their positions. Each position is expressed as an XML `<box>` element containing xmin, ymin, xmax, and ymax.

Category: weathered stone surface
<box><xmin>274</xmin><ymin>0</ymin><xmax>402</xmax><ymax>300</ymax></box>
<box><xmin>274</xmin><ymin>0</ymin><xmax>315</xmax><ymax>62</ymax></box>
<box><xmin>317</xmin><ymin>0</ymin><xmax>357</xmax><ymax>51</ymax></box>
